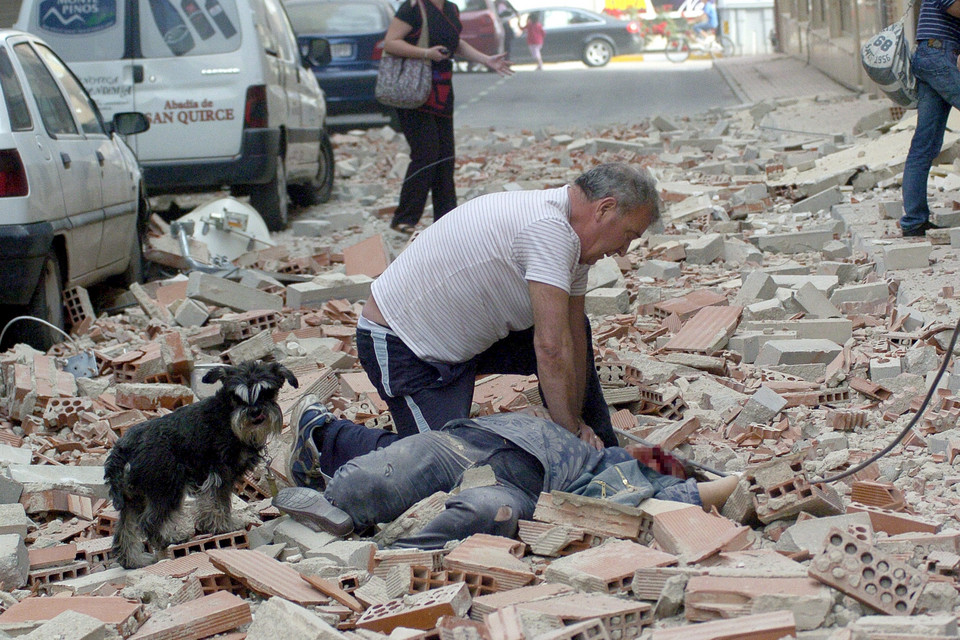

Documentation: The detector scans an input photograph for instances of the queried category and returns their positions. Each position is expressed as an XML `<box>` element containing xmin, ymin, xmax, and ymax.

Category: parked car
<box><xmin>0</xmin><ymin>29</ymin><xmax>150</xmax><ymax>350</ymax></box>
<box><xmin>511</xmin><ymin>7</ymin><xmax>641</xmax><ymax>66</ymax></box>
<box><xmin>284</xmin><ymin>0</ymin><xmax>395</xmax><ymax>119</ymax></box>
<box><xmin>450</xmin><ymin>0</ymin><xmax>505</xmax><ymax>58</ymax></box>
<box><xmin>16</xmin><ymin>0</ymin><xmax>335</xmax><ymax>231</ymax></box>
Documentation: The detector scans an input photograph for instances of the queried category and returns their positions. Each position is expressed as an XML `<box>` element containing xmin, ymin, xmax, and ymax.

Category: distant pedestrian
<box><xmin>901</xmin><ymin>0</ymin><xmax>960</xmax><ymax>237</ymax></box>
<box><xmin>383</xmin><ymin>0</ymin><xmax>512</xmax><ymax>236</ymax></box>
<box><xmin>496</xmin><ymin>0</ymin><xmax>518</xmax><ymax>60</ymax></box>
<box><xmin>523</xmin><ymin>12</ymin><xmax>544</xmax><ymax>70</ymax></box>
<box><xmin>692</xmin><ymin>0</ymin><xmax>719</xmax><ymax>40</ymax></box>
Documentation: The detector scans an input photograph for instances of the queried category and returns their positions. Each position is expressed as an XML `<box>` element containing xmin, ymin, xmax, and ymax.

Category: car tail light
<box><xmin>243</xmin><ymin>85</ymin><xmax>268</xmax><ymax>129</ymax></box>
<box><xmin>372</xmin><ymin>39</ymin><xmax>384</xmax><ymax>61</ymax></box>
<box><xmin>626</xmin><ymin>21</ymin><xmax>640</xmax><ymax>34</ymax></box>
<box><xmin>0</xmin><ymin>149</ymin><xmax>27</xmax><ymax>197</ymax></box>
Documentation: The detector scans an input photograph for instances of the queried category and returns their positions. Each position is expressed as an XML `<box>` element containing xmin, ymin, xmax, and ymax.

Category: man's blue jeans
<box><xmin>902</xmin><ymin>40</ymin><xmax>960</xmax><ymax>231</ymax></box>
<box><xmin>323</xmin><ymin>426</ymin><xmax>543</xmax><ymax>549</ymax></box>
<box><xmin>316</xmin><ymin>318</ymin><xmax>616</xmax><ymax>476</ymax></box>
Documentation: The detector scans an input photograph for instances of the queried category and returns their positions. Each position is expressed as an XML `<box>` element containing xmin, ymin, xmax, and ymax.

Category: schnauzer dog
<box><xmin>105</xmin><ymin>360</ymin><xmax>298</xmax><ymax>568</ymax></box>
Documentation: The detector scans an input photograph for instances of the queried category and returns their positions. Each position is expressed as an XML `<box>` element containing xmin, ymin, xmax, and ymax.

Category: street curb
<box><xmin>712</xmin><ymin>59</ymin><xmax>750</xmax><ymax>105</ymax></box>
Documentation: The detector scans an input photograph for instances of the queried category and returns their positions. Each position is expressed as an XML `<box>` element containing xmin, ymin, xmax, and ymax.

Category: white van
<box><xmin>15</xmin><ymin>0</ymin><xmax>334</xmax><ymax>230</ymax></box>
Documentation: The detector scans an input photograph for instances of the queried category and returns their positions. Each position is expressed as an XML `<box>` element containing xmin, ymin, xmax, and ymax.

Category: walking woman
<box><xmin>384</xmin><ymin>0</ymin><xmax>512</xmax><ymax>235</ymax></box>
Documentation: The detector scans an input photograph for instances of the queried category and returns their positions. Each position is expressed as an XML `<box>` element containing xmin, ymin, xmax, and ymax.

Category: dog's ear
<box><xmin>202</xmin><ymin>367</ymin><xmax>229</xmax><ymax>384</ymax></box>
<box><xmin>277</xmin><ymin>365</ymin><xmax>299</xmax><ymax>389</ymax></box>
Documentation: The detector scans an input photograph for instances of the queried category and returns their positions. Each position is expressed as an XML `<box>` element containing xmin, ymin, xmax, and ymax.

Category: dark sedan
<box><xmin>286</xmin><ymin>0</ymin><xmax>395</xmax><ymax>117</ymax></box>
<box><xmin>511</xmin><ymin>7</ymin><xmax>642</xmax><ymax>67</ymax></box>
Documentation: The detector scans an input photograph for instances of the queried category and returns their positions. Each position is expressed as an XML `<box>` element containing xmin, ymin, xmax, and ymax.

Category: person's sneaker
<box><xmin>902</xmin><ymin>221</ymin><xmax>938</xmax><ymax>237</ymax></box>
<box><xmin>273</xmin><ymin>486</ymin><xmax>354</xmax><ymax>537</ymax></box>
<box><xmin>287</xmin><ymin>394</ymin><xmax>334</xmax><ymax>490</ymax></box>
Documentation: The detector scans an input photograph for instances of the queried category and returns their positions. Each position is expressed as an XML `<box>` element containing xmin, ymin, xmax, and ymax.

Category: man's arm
<box><xmin>949</xmin><ymin>1</ymin><xmax>960</xmax><ymax>18</ymax></box>
<box><xmin>568</xmin><ymin>294</ymin><xmax>587</xmax><ymax>415</ymax></box>
<box><xmin>529</xmin><ymin>281</ymin><xmax>582</xmax><ymax>434</ymax></box>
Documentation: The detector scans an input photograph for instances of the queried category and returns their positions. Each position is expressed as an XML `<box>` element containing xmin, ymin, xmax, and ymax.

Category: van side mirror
<box><xmin>303</xmin><ymin>38</ymin><xmax>331</xmax><ymax>68</ymax></box>
<box><xmin>112</xmin><ymin>112</ymin><xmax>150</xmax><ymax>136</ymax></box>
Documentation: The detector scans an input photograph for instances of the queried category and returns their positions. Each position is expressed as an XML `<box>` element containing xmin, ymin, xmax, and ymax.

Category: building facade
<box><xmin>773</xmin><ymin>0</ymin><xmax>914</xmax><ymax>93</ymax></box>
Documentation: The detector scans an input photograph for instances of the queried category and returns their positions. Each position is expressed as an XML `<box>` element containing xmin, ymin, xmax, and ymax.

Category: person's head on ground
<box><xmin>570</xmin><ymin>163</ymin><xmax>661</xmax><ymax>265</ymax></box>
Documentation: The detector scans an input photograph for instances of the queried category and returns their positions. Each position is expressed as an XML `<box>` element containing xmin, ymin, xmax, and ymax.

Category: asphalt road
<box><xmin>329</xmin><ymin>56</ymin><xmax>740</xmax><ymax>133</ymax></box>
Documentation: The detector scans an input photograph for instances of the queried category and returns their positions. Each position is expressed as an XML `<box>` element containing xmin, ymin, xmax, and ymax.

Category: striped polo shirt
<box><xmin>372</xmin><ymin>186</ymin><xmax>590</xmax><ymax>363</ymax></box>
<box><xmin>917</xmin><ymin>0</ymin><xmax>960</xmax><ymax>44</ymax></box>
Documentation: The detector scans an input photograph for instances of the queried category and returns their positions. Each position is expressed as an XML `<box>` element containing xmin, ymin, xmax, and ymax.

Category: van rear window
<box><xmin>140</xmin><ymin>0</ymin><xmax>242</xmax><ymax>57</ymax></box>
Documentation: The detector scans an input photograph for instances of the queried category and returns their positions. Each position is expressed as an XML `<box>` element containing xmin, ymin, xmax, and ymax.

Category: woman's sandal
<box><xmin>390</xmin><ymin>222</ymin><xmax>416</xmax><ymax>235</ymax></box>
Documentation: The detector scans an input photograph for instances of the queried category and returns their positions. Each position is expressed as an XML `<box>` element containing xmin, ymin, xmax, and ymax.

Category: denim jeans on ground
<box><xmin>902</xmin><ymin>41</ymin><xmax>960</xmax><ymax>230</ymax></box>
<box><xmin>331</xmin><ymin>316</ymin><xmax>616</xmax><ymax>476</ymax></box>
<box><xmin>323</xmin><ymin>428</ymin><xmax>544</xmax><ymax>548</ymax></box>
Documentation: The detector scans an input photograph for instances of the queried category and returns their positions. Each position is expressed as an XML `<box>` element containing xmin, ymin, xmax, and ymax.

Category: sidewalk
<box><xmin>713</xmin><ymin>53</ymin><xmax>857</xmax><ymax>104</ymax></box>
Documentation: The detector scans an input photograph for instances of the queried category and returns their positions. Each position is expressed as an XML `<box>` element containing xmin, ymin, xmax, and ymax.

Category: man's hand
<box><xmin>578</xmin><ymin>423</ymin><xmax>603</xmax><ymax>450</ymax></box>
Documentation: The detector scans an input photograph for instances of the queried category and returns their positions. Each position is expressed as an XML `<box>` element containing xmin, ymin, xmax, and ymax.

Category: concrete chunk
<box><xmin>793</xmin><ymin>282</ymin><xmax>841</xmax><ymax>318</ymax></box>
<box><xmin>246</xmin><ymin>596</ymin><xmax>345</xmax><ymax>640</ymax></box>
<box><xmin>755</xmin><ymin>339</ymin><xmax>842</xmax><ymax>366</ymax></box>
<box><xmin>635</xmin><ymin>260</ymin><xmax>681</xmax><ymax>281</ymax></box>
<box><xmin>878</xmin><ymin>241</ymin><xmax>933</xmax><ymax>272</ymax></box>
<box><xmin>0</xmin><ymin>534</ymin><xmax>28</xmax><ymax>591</ymax></box>
<box><xmin>829</xmin><ymin>282</ymin><xmax>889</xmax><ymax>305</ymax></box>
<box><xmin>22</xmin><ymin>611</ymin><xmax>115</xmax><ymax>640</ymax></box>
<box><xmin>790</xmin><ymin>185</ymin><xmax>843</xmax><ymax>213</ymax></box>
<box><xmin>682</xmin><ymin>234</ymin><xmax>723</xmax><ymax>264</ymax></box>
<box><xmin>587</xmin><ymin>257</ymin><xmax>623</xmax><ymax>291</ymax></box>
<box><xmin>286</xmin><ymin>274</ymin><xmax>374</xmax><ymax>308</ymax></box>
<box><xmin>186</xmin><ymin>272</ymin><xmax>283</xmax><ymax>312</ymax></box>
<box><xmin>0</xmin><ymin>504</ymin><xmax>32</xmax><ymax>538</ymax></box>
<box><xmin>585</xmin><ymin>288</ymin><xmax>629</xmax><ymax>315</ymax></box>
<box><xmin>734</xmin><ymin>271</ymin><xmax>777</xmax><ymax>306</ymax></box>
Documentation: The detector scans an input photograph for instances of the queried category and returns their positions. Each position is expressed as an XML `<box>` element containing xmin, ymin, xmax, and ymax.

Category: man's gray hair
<box><xmin>574</xmin><ymin>163</ymin><xmax>661</xmax><ymax>222</ymax></box>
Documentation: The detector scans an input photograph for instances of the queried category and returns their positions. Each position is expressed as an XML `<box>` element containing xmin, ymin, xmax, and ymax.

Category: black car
<box><xmin>511</xmin><ymin>7</ymin><xmax>642</xmax><ymax>67</ymax></box>
<box><xmin>285</xmin><ymin>0</ymin><xmax>395</xmax><ymax>117</ymax></box>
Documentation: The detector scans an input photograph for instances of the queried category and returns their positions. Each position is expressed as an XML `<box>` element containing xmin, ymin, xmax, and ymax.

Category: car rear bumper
<box><xmin>317</xmin><ymin>70</ymin><xmax>386</xmax><ymax>116</ymax></box>
<box><xmin>142</xmin><ymin>128</ymin><xmax>281</xmax><ymax>194</ymax></box>
<box><xmin>0</xmin><ymin>222</ymin><xmax>54</xmax><ymax>306</ymax></box>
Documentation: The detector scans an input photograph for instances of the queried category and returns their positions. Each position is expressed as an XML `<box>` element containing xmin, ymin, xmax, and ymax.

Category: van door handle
<box><xmin>133</xmin><ymin>65</ymin><xmax>144</xmax><ymax>83</ymax></box>
<box><xmin>60</xmin><ymin>152</ymin><xmax>71</xmax><ymax>168</ymax></box>
<box><xmin>96</xmin><ymin>151</ymin><xmax>105</xmax><ymax>166</ymax></box>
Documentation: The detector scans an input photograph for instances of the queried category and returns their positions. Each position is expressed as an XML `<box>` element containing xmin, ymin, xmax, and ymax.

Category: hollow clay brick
<box><xmin>808</xmin><ymin>527</ymin><xmax>926</xmax><ymax>615</ymax></box>
<box><xmin>355</xmin><ymin>583</ymin><xmax>472</xmax><ymax>633</ymax></box>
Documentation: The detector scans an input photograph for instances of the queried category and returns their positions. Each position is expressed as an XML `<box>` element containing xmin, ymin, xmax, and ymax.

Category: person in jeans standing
<box><xmin>901</xmin><ymin>0</ymin><xmax>960</xmax><ymax>237</ymax></box>
<box><xmin>384</xmin><ymin>0</ymin><xmax>512</xmax><ymax>235</ymax></box>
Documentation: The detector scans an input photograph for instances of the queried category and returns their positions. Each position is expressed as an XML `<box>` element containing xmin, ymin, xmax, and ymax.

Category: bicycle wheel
<box><xmin>665</xmin><ymin>36</ymin><xmax>690</xmax><ymax>63</ymax></box>
<box><xmin>718</xmin><ymin>35</ymin><xmax>736</xmax><ymax>57</ymax></box>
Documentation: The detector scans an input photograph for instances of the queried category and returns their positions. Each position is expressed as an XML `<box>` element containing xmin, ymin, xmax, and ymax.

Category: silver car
<box><xmin>0</xmin><ymin>29</ymin><xmax>149</xmax><ymax>350</ymax></box>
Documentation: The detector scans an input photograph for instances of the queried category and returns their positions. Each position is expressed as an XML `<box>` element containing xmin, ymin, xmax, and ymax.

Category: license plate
<box><xmin>331</xmin><ymin>43</ymin><xmax>353</xmax><ymax>59</ymax></box>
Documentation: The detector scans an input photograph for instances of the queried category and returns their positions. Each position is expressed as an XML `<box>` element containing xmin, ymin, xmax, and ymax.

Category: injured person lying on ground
<box><xmin>274</xmin><ymin>398</ymin><xmax>739</xmax><ymax>549</ymax></box>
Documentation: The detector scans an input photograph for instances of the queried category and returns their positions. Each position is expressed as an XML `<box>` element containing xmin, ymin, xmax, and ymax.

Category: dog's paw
<box><xmin>195</xmin><ymin>515</ymin><xmax>239</xmax><ymax>535</ymax></box>
<box><xmin>116</xmin><ymin>550</ymin><xmax>157</xmax><ymax>570</ymax></box>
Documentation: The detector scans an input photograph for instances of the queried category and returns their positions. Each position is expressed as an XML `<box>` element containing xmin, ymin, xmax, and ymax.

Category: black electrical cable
<box><xmin>816</xmin><ymin>314</ymin><xmax>960</xmax><ymax>484</ymax></box>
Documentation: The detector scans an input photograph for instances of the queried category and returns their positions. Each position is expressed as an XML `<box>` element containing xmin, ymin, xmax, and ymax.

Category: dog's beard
<box><xmin>230</xmin><ymin>403</ymin><xmax>283</xmax><ymax>448</ymax></box>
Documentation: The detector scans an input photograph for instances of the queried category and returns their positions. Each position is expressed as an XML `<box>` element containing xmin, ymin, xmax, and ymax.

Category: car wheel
<box><xmin>23</xmin><ymin>252</ymin><xmax>65</xmax><ymax>350</ymax></box>
<box><xmin>250</xmin><ymin>154</ymin><xmax>289</xmax><ymax>231</ymax></box>
<box><xmin>122</xmin><ymin>190</ymin><xmax>149</xmax><ymax>286</ymax></box>
<box><xmin>289</xmin><ymin>130</ymin><xmax>335</xmax><ymax>207</ymax></box>
<box><xmin>582</xmin><ymin>39</ymin><xmax>614</xmax><ymax>67</ymax></box>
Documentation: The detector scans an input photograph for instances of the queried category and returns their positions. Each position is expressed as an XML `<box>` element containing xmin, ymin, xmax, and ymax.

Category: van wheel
<box><xmin>289</xmin><ymin>130</ymin><xmax>334</xmax><ymax>207</ymax></box>
<box><xmin>250</xmin><ymin>155</ymin><xmax>289</xmax><ymax>231</ymax></box>
<box><xmin>20</xmin><ymin>252</ymin><xmax>65</xmax><ymax>351</ymax></box>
